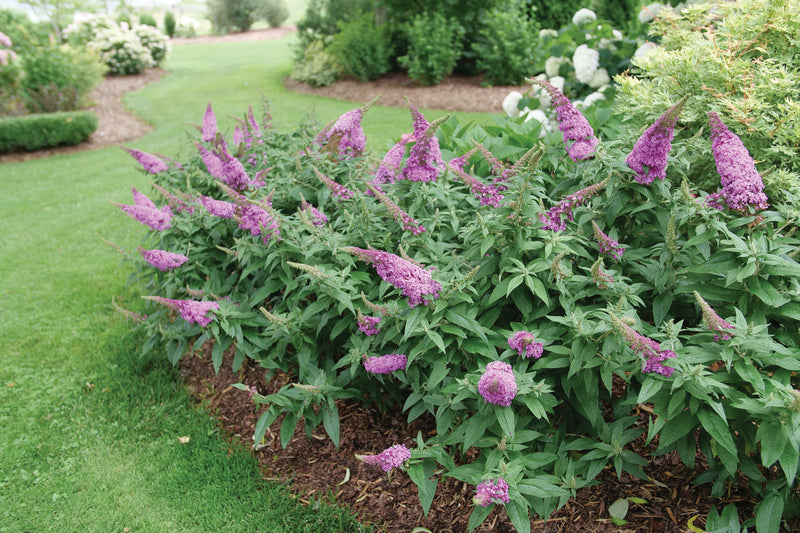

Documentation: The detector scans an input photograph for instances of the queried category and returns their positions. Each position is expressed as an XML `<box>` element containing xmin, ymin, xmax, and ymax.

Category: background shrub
<box><xmin>524</xmin><ymin>0</ymin><xmax>589</xmax><ymax>29</ymax></box>
<box><xmin>20</xmin><ymin>44</ymin><xmax>106</xmax><ymax>113</ymax></box>
<box><xmin>207</xmin><ymin>0</ymin><xmax>259</xmax><ymax>34</ymax></box>
<box><xmin>64</xmin><ymin>13</ymin><xmax>117</xmax><ymax>47</ymax></box>
<box><xmin>398</xmin><ymin>11</ymin><xmax>464</xmax><ymax>85</ymax></box>
<box><xmin>163</xmin><ymin>11</ymin><xmax>176</xmax><ymax>38</ymax></box>
<box><xmin>138</xmin><ymin>13</ymin><xmax>158</xmax><ymax>28</ymax></box>
<box><xmin>258</xmin><ymin>0</ymin><xmax>290</xmax><ymax>28</ymax></box>
<box><xmin>328</xmin><ymin>12</ymin><xmax>392</xmax><ymax>82</ymax></box>
<box><xmin>290</xmin><ymin>38</ymin><xmax>342</xmax><ymax>87</ymax></box>
<box><xmin>0</xmin><ymin>7</ymin><xmax>49</xmax><ymax>52</ymax></box>
<box><xmin>175</xmin><ymin>16</ymin><xmax>200</xmax><ymax>38</ymax></box>
<box><xmin>132</xmin><ymin>24</ymin><xmax>169</xmax><ymax>64</ymax></box>
<box><xmin>89</xmin><ymin>25</ymin><xmax>155</xmax><ymax>75</ymax></box>
<box><xmin>0</xmin><ymin>110</ymin><xmax>97</xmax><ymax>151</ymax></box>
<box><xmin>471</xmin><ymin>1</ymin><xmax>538</xmax><ymax>85</ymax></box>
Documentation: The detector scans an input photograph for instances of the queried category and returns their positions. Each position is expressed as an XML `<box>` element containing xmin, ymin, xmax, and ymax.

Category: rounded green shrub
<box><xmin>259</xmin><ymin>0</ymin><xmax>289</xmax><ymax>28</ymax></box>
<box><xmin>138</xmin><ymin>13</ymin><xmax>158</xmax><ymax>28</ymax></box>
<box><xmin>163</xmin><ymin>11</ymin><xmax>176</xmax><ymax>38</ymax></box>
<box><xmin>472</xmin><ymin>1</ymin><xmax>538</xmax><ymax>85</ymax></box>
<box><xmin>398</xmin><ymin>11</ymin><xmax>464</xmax><ymax>86</ymax></box>
<box><xmin>328</xmin><ymin>13</ymin><xmax>392</xmax><ymax>82</ymax></box>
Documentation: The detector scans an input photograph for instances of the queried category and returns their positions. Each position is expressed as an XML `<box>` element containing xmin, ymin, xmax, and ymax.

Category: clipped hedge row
<box><xmin>0</xmin><ymin>110</ymin><xmax>98</xmax><ymax>152</ymax></box>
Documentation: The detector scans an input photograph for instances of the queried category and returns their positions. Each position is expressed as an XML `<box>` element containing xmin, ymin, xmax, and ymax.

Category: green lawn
<box><xmin>0</xmin><ymin>32</ymin><xmax>499</xmax><ymax>532</ymax></box>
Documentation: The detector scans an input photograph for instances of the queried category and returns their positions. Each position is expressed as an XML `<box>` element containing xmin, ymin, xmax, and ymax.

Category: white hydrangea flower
<box><xmin>612</xmin><ymin>29</ymin><xmax>623</xmax><ymax>40</ymax></box>
<box><xmin>573</xmin><ymin>44</ymin><xmax>599</xmax><ymax>84</ymax></box>
<box><xmin>588</xmin><ymin>67</ymin><xmax>610</xmax><ymax>88</ymax></box>
<box><xmin>539</xmin><ymin>29</ymin><xmax>558</xmax><ymax>38</ymax></box>
<box><xmin>549</xmin><ymin>75</ymin><xmax>565</xmax><ymax>92</ymax></box>
<box><xmin>544</xmin><ymin>56</ymin><xmax>569</xmax><ymax>78</ymax></box>
<box><xmin>572</xmin><ymin>8</ymin><xmax>597</xmax><ymax>25</ymax></box>
<box><xmin>639</xmin><ymin>3</ymin><xmax>666</xmax><ymax>24</ymax></box>
<box><xmin>502</xmin><ymin>91</ymin><xmax>524</xmax><ymax>119</ymax></box>
<box><xmin>580</xmin><ymin>91</ymin><xmax>606</xmax><ymax>109</ymax></box>
<box><xmin>523</xmin><ymin>108</ymin><xmax>550</xmax><ymax>137</ymax></box>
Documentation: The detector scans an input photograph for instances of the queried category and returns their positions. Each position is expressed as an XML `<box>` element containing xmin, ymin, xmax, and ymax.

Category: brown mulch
<box><xmin>180</xmin><ymin>344</ymin><xmax>779</xmax><ymax>533</ymax></box>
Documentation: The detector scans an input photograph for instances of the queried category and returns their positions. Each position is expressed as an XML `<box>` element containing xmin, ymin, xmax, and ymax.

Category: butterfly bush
<box><xmin>138</xmin><ymin>247</ymin><xmax>188</xmax><ymax>271</ymax></box>
<box><xmin>117</xmin><ymin>94</ymin><xmax>800</xmax><ymax>531</ymax></box>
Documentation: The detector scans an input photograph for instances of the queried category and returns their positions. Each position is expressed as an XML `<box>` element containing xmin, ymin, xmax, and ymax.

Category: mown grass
<box><xmin>0</xmin><ymin>31</ymin><xmax>499</xmax><ymax>532</ymax></box>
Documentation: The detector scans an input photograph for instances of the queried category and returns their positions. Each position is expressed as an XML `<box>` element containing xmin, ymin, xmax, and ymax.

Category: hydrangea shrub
<box><xmin>116</xmin><ymin>94</ymin><xmax>800</xmax><ymax>531</ymax></box>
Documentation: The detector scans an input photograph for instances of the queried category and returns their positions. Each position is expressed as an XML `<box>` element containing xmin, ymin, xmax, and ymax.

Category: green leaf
<box><xmin>734</xmin><ymin>360</ymin><xmax>765</xmax><ymax>392</ymax></box>
<box><xmin>253</xmin><ymin>409</ymin><xmax>279</xmax><ymax>446</ymax></box>
<box><xmin>748</xmin><ymin>277</ymin><xmax>790</xmax><ymax>307</ymax></box>
<box><xmin>404</xmin><ymin>307</ymin><xmax>427</xmax><ymax>340</ymax></box>
<box><xmin>506</xmin><ymin>500</ymin><xmax>531</xmax><ymax>533</ymax></box>
<box><xmin>480</xmin><ymin>234</ymin><xmax>495</xmax><ymax>256</ymax></box>
<box><xmin>525</xmin><ymin>275</ymin><xmax>550</xmax><ymax>306</ymax></box>
<box><xmin>757</xmin><ymin>420</ymin><xmax>786</xmax><ymax>467</ymax></box>
<box><xmin>637</xmin><ymin>377</ymin><xmax>663</xmax><ymax>404</ymax></box>
<box><xmin>427</xmin><ymin>328</ymin><xmax>447</xmax><ymax>354</ymax></box>
<box><xmin>779</xmin><ymin>442</ymin><xmax>799</xmax><ymax>485</ymax></box>
<box><xmin>653</xmin><ymin>291</ymin><xmax>673</xmax><ymax>326</ymax></box>
<box><xmin>467</xmin><ymin>503</ymin><xmax>493</xmax><ymax>531</ymax></box>
<box><xmin>428</xmin><ymin>359</ymin><xmax>449</xmax><ymax>390</ymax></box>
<box><xmin>608</xmin><ymin>498</ymin><xmax>629</xmax><ymax>520</ymax></box>
<box><xmin>280</xmin><ymin>412</ymin><xmax>297</xmax><ymax>449</ymax></box>
<box><xmin>755</xmin><ymin>492</ymin><xmax>783</xmax><ymax>533</ymax></box>
<box><xmin>496</xmin><ymin>406</ymin><xmax>515</xmax><ymax>439</ymax></box>
<box><xmin>322</xmin><ymin>403</ymin><xmax>340</xmax><ymax>449</ymax></box>
<box><xmin>407</xmin><ymin>460</ymin><xmax>437</xmax><ymax>517</ymax></box>
<box><xmin>506</xmin><ymin>275</ymin><xmax>525</xmax><ymax>298</ymax></box>
<box><xmin>464</xmin><ymin>414</ymin><xmax>487</xmax><ymax>450</ymax></box>
<box><xmin>697</xmin><ymin>409</ymin><xmax>737</xmax><ymax>458</ymax></box>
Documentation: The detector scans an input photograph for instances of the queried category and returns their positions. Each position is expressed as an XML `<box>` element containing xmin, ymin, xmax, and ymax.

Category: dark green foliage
<box><xmin>163</xmin><ymin>11</ymin><xmax>176</xmax><ymax>37</ymax></box>
<box><xmin>472</xmin><ymin>1</ymin><xmax>539</xmax><ymax>85</ymax></box>
<box><xmin>591</xmin><ymin>0</ymin><xmax>646</xmax><ymax>35</ymax></box>
<box><xmin>258</xmin><ymin>0</ymin><xmax>290</xmax><ymax>28</ymax></box>
<box><xmin>0</xmin><ymin>110</ymin><xmax>97</xmax><ymax>152</ymax></box>
<box><xmin>139</xmin><ymin>13</ymin><xmax>158</xmax><ymax>27</ymax></box>
<box><xmin>19</xmin><ymin>45</ymin><xmax>106</xmax><ymax>113</ymax></box>
<box><xmin>207</xmin><ymin>0</ymin><xmax>259</xmax><ymax>34</ymax></box>
<box><xmin>290</xmin><ymin>39</ymin><xmax>343</xmax><ymax>87</ymax></box>
<box><xmin>398</xmin><ymin>11</ymin><xmax>464</xmax><ymax>85</ymax></box>
<box><xmin>524</xmin><ymin>0</ymin><xmax>590</xmax><ymax>29</ymax></box>
<box><xmin>329</xmin><ymin>13</ymin><xmax>392</xmax><ymax>82</ymax></box>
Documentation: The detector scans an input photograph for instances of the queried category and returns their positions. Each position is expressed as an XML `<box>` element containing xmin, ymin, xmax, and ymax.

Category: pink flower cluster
<box><xmin>357</xmin><ymin>312</ymin><xmax>382</xmax><ymax>336</ymax></box>
<box><xmin>315</xmin><ymin>107</ymin><xmax>367</xmax><ymax>157</ymax></box>
<box><xmin>345</xmin><ymin>247</ymin><xmax>441</xmax><ymax>308</ymax></box>
<box><xmin>448</xmin><ymin>165</ymin><xmax>504</xmax><ymax>208</ymax></box>
<box><xmin>474</xmin><ymin>478</ymin><xmax>510</xmax><ymax>507</ymax></box>
<box><xmin>138</xmin><ymin>247</ymin><xmax>189</xmax><ymax>271</ymax></box>
<box><xmin>201</xmin><ymin>102</ymin><xmax>217</xmax><ymax>142</ymax></box>
<box><xmin>300</xmin><ymin>198</ymin><xmax>328</xmax><ymax>226</ymax></box>
<box><xmin>612</xmin><ymin>315</ymin><xmax>676</xmax><ymax>377</ymax></box>
<box><xmin>369</xmin><ymin>186</ymin><xmax>425</xmax><ymax>235</ymax></box>
<box><xmin>200</xmin><ymin>195</ymin><xmax>236</xmax><ymax>218</ymax></box>
<box><xmin>694</xmin><ymin>291</ymin><xmax>734</xmax><ymax>341</ymax></box>
<box><xmin>532</xmin><ymin>79</ymin><xmax>599</xmax><ymax>161</ymax></box>
<box><xmin>539</xmin><ymin>180</ymin><xmax>607</xmax><ymax>231</ymax></box>
<box><xmin>707</xmin><ymin>111</ymin><xmax>769</xmax><ymax>213</ymax></box>
<box><xmin>625</xmin><ymin>97</ymin><xmax>686</xmax><ymax>185</ymax></box>
<box><xmin>364</xmin><ymin>353</ymin><xmax>407</xmax><ymax>374</ymax></box>
<box><xmin>371</xmin><ymin>133</ymin><xmax>414</xmax><ymax>188</ymax></box>
<box><xmin>358</xmin><ymin>444</ymin><xmax>411</xmax><ymax>472</ymax></box>
<box><xmin>508</xmin><ymin>331</ymin><xmax>544</xmax><ymax>359</ymax></box>
<box><xmin>314</xmin><ymin>167</ymin><xmax>353</xmax><ymax>201</ymax></box>
<box><xmin>146</xmin><ymin>296</ymin><xmax>219</xmax><ymax>327</ymax></box>
<box><xmin>115</xmin><ymin>187</ymin><xmax>173</xmax><ymax>231</ymax></box>
<box><xmin>478</xmin><ymin>361</ymin><xmax>517</xmax><ymax>406</ymax></box>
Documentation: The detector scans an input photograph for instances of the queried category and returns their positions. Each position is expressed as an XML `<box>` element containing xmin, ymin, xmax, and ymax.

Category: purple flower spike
<box><xmin>343</xmin><ymin>247</ymin><xmax>441</xmax><ymax>308</ymax></box>
<box><xmin>399</xmin><ymin>101</ymin><xmax>445</xmax><ymax>182</ymax></box>
<box><xmin>707</xmin><ymin>111</ymin><xmax>769</xmax><ymax>213</ymax></box>
<box><xmin>371</xmin><ymin>133</ymin><xmax>414</xmax><ymax>188</ymax></box>
<box><xmin>116</xmin><ymin>188</ymin><xmax>172</xmax><ymax>231</ymax></box>
<box><xmin>626</xmin><ymin>97</ymin><xmax>687</xmax><ymax>185</ymax></box>
<box><xmin>449</xmin><ymin>165</ymin><xmax>504</xmax><ymax>208</ymax></box>
<box><xmin>531</xmin><ymin>78</ymin><xmax>599</xmax><ymax>161</ymax></box>
<box><xmin>611</xmin><ymin>314</ymin><xmax>676</xmax><ymax>377</ymax></box>
<box><xmin>474</xmin><ymin>478</ymin><xmax>510</xmax><ymax>507</ymax></box>
<box><xmin>145</xmin><ymin>296</ymin><xmax>219</xmax><ymax>327</ymax></box>
<box><xmin>138</xmin><ymin>247</ymin><xmax>189</xmax><ymax>271</ymax></box>
<box><xmin>364</xmin><ymin>353</ymin><xmax>407</xmax><ymax>374</ymax></box>
<box><xmin>508</xmin><ymin>331</ymin><xmax>544</xmax><ymax>359</ymax></box>
<box><xmin>368</xmin><ymin>185</ymin><xmax>425</xmax><ymax>235</ymax></box>
<box><xmin>694</xmin><ymin>291</ymin><xmax>734</xmax><ymax>341</ymax></box>
<box><xmin>201</xmin><ymin>102</ymin><xmax>217</xmax><ymax>142</ymax></box>
<box><xmin>237</xmin><ymin>202</ymin><xmax>279</xmax><ymax>243</ymax></box>
<box><xmin>357</xmin><ymin>444</ymin><xmax>411</xmax><ymax>472</ymax></box>
<box><xmin>592</xmin><ymin>220</ymin><xmax>624</xmax><ymax>261</ymax></box>
<box><xmin>131</xmin><ymin>187</ymin><xmax>157</xmax><ymax>208</ymax></box>
<box><xmin>195</xmin><ymin>142</ymin><xmax>225</xmax><ymax>180</ymax></box>
<box><xmin>313</xmin><ymin>167</ymin><xmax>353</xmax><ymax>201</ymax></box>
<box><xmin>539</xmin><ymin>180</ymin><xmax>608</xmax><ymax>231</ymax></box>
<box><xmin>123</xmin><ymin>147</ymin><xmax>168</xmax><ymax>174</ymax></box>
<box><xmin>300</xmin><ymin>197</ymin><xmax>328</xmax><ymax>226</ymax></box>
<box><xmin>478</xmin><ymin>361</ymin><xmax>517</xmax><ymax>406</ymax></box>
